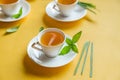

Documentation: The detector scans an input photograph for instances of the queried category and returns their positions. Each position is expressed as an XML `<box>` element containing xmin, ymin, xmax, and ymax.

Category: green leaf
<box><xmin>59</xmin><ymin>46</ymin><xmax>71</xmax><ymax>55</ymax></box>
<box><xmin>72</xmin><ymin>31</ymin><xmax>82</xmax><ymax>43</ymax></box>
<box><xmin>12</xmin><ymin>7</ymin><xmax>23</xmax><ymax>19</ymax></box>
<box><xmin>78</xmin><ymin>2</ymin><xmax>96</xmax><ymax>14</ymax></box>
<box><xmin>66</xmin><ymin>38</ymin><xmax>73</xmax><ymax>45</ymax></box>
<box><xmin>39</xmin><ymin>27</ymin><xmax>44</xmax><ymax>32</ymax></box>
<box><xmin>72</xmin><ymin>44</ymin><xmax>78</xmax><ymax>53</ymax></box>
<box><xmin>79</xmin><ymin>2</ymin><xmax>96</xmax><ymax>9</ymax></box>
<box><xmin>6</xmin><ymin>26</ymin><xmax>20</xmax><ymax>33</ymax></box>
<box><xmin>59</xmin><ymin>31</ymin><xmax>82</xmax><ymax>55</ymax></box>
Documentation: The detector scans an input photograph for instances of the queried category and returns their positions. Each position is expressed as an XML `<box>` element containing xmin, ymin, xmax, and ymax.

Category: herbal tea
<box><xmin>0</xmin><ymin>0</ymin><xmax>18</xmax><ymax>4</ymax></box>
<box><xmin>58</xmin><ymin>0</ymin><xmax>76</xmax><ymax>5</ymax></box>
<box><xmin>41</xmin><ymin>31</ymin><xmax>64</xmax><ymax>46</ymax></box>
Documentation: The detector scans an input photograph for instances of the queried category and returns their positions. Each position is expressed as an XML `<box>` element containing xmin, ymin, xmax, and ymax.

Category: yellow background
<box><xmin>0</xmin><ymin>0</ymin><xmax>120</xmax><ymax>80</ymax></box>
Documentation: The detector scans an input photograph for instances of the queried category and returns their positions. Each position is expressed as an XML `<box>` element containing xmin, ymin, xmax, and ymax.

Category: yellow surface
<box><xmin>0</xmin><ymin>0</ymin><xmax>120</xmax><ymax>80</ymax></box>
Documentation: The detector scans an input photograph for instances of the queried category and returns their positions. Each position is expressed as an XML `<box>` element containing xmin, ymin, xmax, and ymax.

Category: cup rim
<box><xmin>54</xmin><ymin>0</ymin><xmax>78</xmax><ymax>6</ymax></box>
<box><xmin>37</xmin><ymin>28</ymin><xmax>66</xmax><ymax>47</ymax></box>
<box><xmin>0</xmin><ymin>0</ymin><xmax>20</xmax><ymax>5</ymax></box>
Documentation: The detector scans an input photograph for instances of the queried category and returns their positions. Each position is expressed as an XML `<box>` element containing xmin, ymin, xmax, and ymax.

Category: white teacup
<box><xmin>53</xmin><ymin>0</ymin><xmax>78</xmax><ymax>17</ymax></box>
<box><xmin>32</xmin><ymin>28</ymin><xmax>66</xmax><ymax>58</ymax></box>
<box><xmin>0</xmin><ymin>0</ymin><xmax>21</xmax><ymax>16</ymax></box>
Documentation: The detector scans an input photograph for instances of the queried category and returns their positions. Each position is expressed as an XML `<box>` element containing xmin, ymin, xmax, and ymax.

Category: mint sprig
<box><xmin>12</xmin><ymin>7</ymin><xmax>23</xmax><ymax>19</ymax></box>
<box><xmin>78</xmin><ymin>1</ymin><xmax>96</xmax><ymax>14</ymax></box>
<box><xmin>59</xmin><ymin>31</ymin><xmax>82</xmax><ymax>55</ymax></box>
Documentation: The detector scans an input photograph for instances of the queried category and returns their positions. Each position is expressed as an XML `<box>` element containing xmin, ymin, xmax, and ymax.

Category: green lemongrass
<box><xmin>79</xmin><ymin>2</ymin><xmax>96</xmax><ymax>9</ymax></box>
<box><xmin>73</xmin><ymin>41</ymin><xmax>90</xmax><ymax>76</ymax></box>
<box><xmin>81</xmin><ymin>41</ymin><xmax>90</xmax><ymax>75</ymax></box>
<box><xmin>78</xmin><ymin>1</ymin><xmax>96</xmax><ymax>14</ymax></box>
<box><xmin>90</xmin><ymin>42</ymin><xmax>93</xmax><ymax>78</ymax></box>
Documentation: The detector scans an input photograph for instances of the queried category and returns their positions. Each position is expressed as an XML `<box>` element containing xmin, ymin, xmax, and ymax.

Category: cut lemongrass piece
<box><xmin>90</xmin><ymin>42</ymin><xmax>93</xmax><ymax>78</ymax></box>
<box><xmin>81</xmin><ymin>41</ymin><xmax>90</xmax><ymax>75</ymax></box>
<box><xmin>73</xmin><ymin>41</ymin><xmax>90</xmax><ymax>76</ymax></box>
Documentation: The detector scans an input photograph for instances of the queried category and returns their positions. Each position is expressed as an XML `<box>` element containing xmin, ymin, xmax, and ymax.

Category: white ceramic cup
<box><xmin>0</xmin><ymin>0</ymin><xmax>22</xmax><ymax>16</ymax></box>
<box><xmin>53</xmin><ymin>0</ymin><xmax>78</xmax><ymax>17</ymax></box>
<box><xmin>32</xmin><ymin>28</ymin><xmax>66</xmax><ymax>58</ymax></box>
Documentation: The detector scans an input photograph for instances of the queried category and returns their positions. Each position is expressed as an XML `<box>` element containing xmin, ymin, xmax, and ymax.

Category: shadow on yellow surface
<box><xmin>84</xmin><ymin>16</ymin><xmax>96</xmax><ymax>23</ymax></box>
<box><xmin>43</xmin><ymin>14</ymin><xmax>85</xmax><ymax>29</ymax></box>
<box><xmin>0</xmin><ymin>18</ymin><xmax>26</xmax><ymax>36</ymax></box>
<box><xmin>0</xmin><ymin>18</ymin><xmax>26</xmax><ymax>29</ymax></box>
<box><xmin>43</xmin><ymin>14</ymin><xmax>96</xmax><ymax>30</ymax></box>
<box><xmin>23</xmin><ymin>54</ymin><xmax>73</xmax><ymax>77</ymax></box>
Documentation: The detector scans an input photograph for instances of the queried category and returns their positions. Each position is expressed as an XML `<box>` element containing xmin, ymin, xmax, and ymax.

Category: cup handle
<box><xmin>53</xmin><ymin>4</ymin><xmax>60</xmax><ymax>12</ymax></box>
<box><xmin>31</xmin><ymin>42</ymin><xmax>43</xmax><ymax>51</ymax></box>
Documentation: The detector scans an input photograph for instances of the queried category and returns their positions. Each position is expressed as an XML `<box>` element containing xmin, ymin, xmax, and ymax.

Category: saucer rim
<box><xmin>0</xmin><ymin>1</ymin><xmax>30</xmax><ymax>22</ymax></box>
<box><xmin>46</xmin><ymin>1</ymin><xmax>87</xmax><ymax>22</ymax></box>
<box><xmin>27</xmin><ymin>35</ymin><xmax>77</xmax><ymax>68</ymax></box>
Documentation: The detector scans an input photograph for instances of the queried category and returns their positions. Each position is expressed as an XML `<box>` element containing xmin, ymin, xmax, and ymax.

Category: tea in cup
<box><xmin>58</xmin><ymin>0</ymin><xmax>77</xmax><ymax>5</ymax></box>
<box><xmin>32</xmin><ymin>28</ymin><xmax>66</xmax><ymax>58</ymax></box>
<box><xmin>53</xmin><ymin>0</ymin><xmax>78</xmax><ymax>16</ymax></box>
<box><xmin>0</xmin><ymin>0</ymin><xmax>21</xmax><ymax>16</ymax></box>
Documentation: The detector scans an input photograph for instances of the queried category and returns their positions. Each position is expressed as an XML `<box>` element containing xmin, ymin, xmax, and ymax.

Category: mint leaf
<box><xmin>72</xmin><ymin>44</ymin><xmax>78</xmax><ymax>53</ymax></box>
<box><xmin>66</xmin><ymin>38</ymin><xmax>73</xmax><ymax>45</ymax></box>
<box><xmin>39</xmin><ymin>27</ymin><xmax>44</xmax><ymax>32</ymax></box>
<box><xmin>59</xmin><ymin>46</ymin><xmax>71</xmax><ymax>55</ymax></box>
<box><xmin>12</xmin><ymin>7</ymin><xmax>23</xmax><ymax>19</ymax></box>
<box><xmin>72</xmin><ymin>31</ymin><xmax>82</xmax><ymax>43</ymax></box>
<box><xmin>6</xmin><ymin>26</ymin><xmax>20</xmax><ymax>33</ymax></box>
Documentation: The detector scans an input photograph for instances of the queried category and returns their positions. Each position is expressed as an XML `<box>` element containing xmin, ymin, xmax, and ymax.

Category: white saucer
<box><xmin>0</xmin><ymin>1</ymin><xmax>30</xmax><ymax>22</ymax></box>
<box><xmin>46</xmin><ymin>1</ymin><xmax>87</xmax><ymax>22</ymax></box>
<box><xmin>27</xmin><ymin>35</ymin><xmax>77</xmax><ymax>68</ymax></box>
